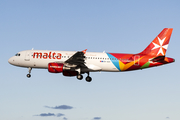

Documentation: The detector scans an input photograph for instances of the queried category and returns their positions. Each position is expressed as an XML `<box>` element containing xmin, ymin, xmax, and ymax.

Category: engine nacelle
<box><xmin>48</xmin><ymin>63</ymin><xmax>64</xmax><ymax>73</ymax></box>
<box><xmin>48</xmin><ymin>63</ymin><xmax>78</xmax><ymax>76</ymax></box>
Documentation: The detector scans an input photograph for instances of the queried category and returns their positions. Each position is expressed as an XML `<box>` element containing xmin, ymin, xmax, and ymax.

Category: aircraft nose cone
<box><xmin>8</xmin><ymin>57</ymin><xmax>14</xmax><ymax>65</ymax></box>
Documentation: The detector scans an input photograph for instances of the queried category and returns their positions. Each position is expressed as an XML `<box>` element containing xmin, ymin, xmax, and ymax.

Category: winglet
<box><xmin>82</xmin><ymin>49</ymin><xmax>87</xmax><ymax>54</ymax></box>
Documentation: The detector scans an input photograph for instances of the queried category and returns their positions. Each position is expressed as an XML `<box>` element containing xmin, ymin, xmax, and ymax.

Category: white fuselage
<box><xmin>8</xmin><ymin>50</ymin><xmax>120</xmax><ymax>72</ymax></box>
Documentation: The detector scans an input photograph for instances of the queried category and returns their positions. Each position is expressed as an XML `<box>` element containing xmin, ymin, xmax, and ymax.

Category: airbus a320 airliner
<box><xmin>8</xmin><ymin>28</ymin><xmax>175</xmax><ymax>82</ymax></box>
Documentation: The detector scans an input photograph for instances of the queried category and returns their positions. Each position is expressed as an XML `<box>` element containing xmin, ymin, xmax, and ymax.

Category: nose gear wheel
<box><xmin>27</xmin><ymin>67</ymin><xmax>32</xmax><ymax>78</ymax></box>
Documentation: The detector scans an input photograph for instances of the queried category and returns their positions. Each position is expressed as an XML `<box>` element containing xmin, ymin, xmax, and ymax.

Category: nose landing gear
<box><xmin>27</xmin><ymin>74</ymin><xmax>31</xmax><ymax>78</ymax></box>
<box><xmin>27</xmin><ymin>67</ymin><xmax>32</xmax><ymax>78</ymax></box>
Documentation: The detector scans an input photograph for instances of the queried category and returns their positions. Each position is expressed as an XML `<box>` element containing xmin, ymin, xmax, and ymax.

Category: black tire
<box><xmin>27</xmin><ymin>74</ymin><xmax>31</xmax><ymax>78</ymax></box>
<box><xmin>77</xmin><ymin>74</ymin><xmax>83</xmax><ymax>80</ymax></box>
<box><xmin>86</xmin><ymin>76</ymin><xmax>92</xmax><ymax>82</ymax></box>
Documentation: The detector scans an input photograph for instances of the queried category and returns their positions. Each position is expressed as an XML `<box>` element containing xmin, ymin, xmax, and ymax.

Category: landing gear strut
<box><xmin>27</xmin><ymin>67</ymin><xmax>32</xmax><ymax>78</ymax></box>
<box><xmin>76</xmin><ymin>68</ymin><xmax>83</xmax><ymax>80</ymax></box>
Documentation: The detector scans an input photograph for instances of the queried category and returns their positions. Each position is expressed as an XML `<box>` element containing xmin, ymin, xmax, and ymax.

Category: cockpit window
<box><xmin>15</xmin><ymin>53</ymin><xmax>21</xmax><ymax>56</ymax></box>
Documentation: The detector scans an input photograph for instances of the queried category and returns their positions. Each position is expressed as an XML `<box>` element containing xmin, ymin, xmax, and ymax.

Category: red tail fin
<box><xmin>139</xmin><ymin>28</ymin><xmax>173</xmax><ymax>56</ymax></box>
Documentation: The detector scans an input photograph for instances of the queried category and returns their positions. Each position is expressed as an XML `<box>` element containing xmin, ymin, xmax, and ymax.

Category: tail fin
<box><xmin>139</xmin><ymin>28</ymin><xmax>173</xmax><ymax>57</ymax></box>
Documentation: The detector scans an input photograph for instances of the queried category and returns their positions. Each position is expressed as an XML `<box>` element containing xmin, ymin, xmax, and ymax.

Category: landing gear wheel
<box><xmin>27</xmin><ymin>74</ymin><xmax>31</xmax><ymax>78</ymax></box>
<box><xmin>86</xmin><ymin>76</ymin><xmax>92</xmax><ymax>82</ymax></box>
<box><xmin>77</xmin><ymin>74</ymin><xmax>83</xmax><ymax>80</ymax></box>
<box><xmin>27</xmin><ymin>67</ymin><xmax>32</xmax><ymax>78</ymax></box>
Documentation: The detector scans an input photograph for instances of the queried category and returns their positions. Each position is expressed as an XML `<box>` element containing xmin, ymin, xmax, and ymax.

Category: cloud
<box><xmin>63</xmin><ymin>117</ymin><xmax>68</xmax><ymax>120</ymax></box>
<box><xmin>35</xmin><ymin>113</ymin><xmax>55</xmax><ymax>117</ymax></box>
<box><xmin>34</xmin><ymin>113</ymin><xmax>64</xmax><ymax>117</ymax></box>
<box><xmin>56</xmin><ymin>113</ymin><xmax>65</xmax><ymax>117</ymax></box>
<box><xmin>45</xmin><ymin>105</ymin><xmax>73</xmax><ymax>110</ymax></box>
<box><xmin>166</xmin><ymin>117</ymin><xmax>170</xmax><ymax>119</ymax></box>
<box><xmin>93</xmin><ymin>117</ymin><xmax>101</xmax><ymax>120</ymax></box>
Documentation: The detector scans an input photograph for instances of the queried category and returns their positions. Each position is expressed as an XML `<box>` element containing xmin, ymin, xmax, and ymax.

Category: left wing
<box><xmin>64</xmin><ymin>49</ymin><xmax>87</xmax><ymax>69</ymax></box>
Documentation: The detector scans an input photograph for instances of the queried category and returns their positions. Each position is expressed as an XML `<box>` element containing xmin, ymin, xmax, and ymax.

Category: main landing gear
<box><xmin>27</xmin><ymin>67</ymin><xmax>32</xmax><ymax>78</ymax></box>
<box><xmin>77</xmin><ymin>74</ymin><xmax>83</xmax><ymax>80</ymax></box>
<box><xmin>86</xmin><ymin>76</ymin><xmax>92</xmax><ymax>82</ymax></box>
<box><xmin>76</xmin><ymin>72</ymin><xmax>92</xmax><ymax>82</ymax></box>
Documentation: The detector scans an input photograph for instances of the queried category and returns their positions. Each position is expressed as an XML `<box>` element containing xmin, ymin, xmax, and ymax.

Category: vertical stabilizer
<box><xmin>140</xmin><ymin>28</ymin><xmax>173</xmax><ymax>56</ymax></box>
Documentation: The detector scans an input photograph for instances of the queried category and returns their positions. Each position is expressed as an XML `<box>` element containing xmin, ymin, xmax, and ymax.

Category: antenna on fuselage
<box><xmin>32</xmin><ymin>48</ymin><xmax>34</xmax><ymax>50</ymax></box>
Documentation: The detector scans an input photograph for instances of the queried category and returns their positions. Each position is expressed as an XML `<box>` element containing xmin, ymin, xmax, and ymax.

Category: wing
<box><xmin>64</xmin><ymin>49</ymin><xmax>87</xmax><ymax>68</ymax></box>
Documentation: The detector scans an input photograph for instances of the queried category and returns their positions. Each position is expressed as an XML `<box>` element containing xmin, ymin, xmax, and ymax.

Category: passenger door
<box><xmin>25</xmin><ymin>51</ymin><xmax>30</xmax><ymax>61</ymax></box>
<box><xmin>134</xmin><ymin>55</ymin><xmax>140</xmax><ymax>66</ymax></box>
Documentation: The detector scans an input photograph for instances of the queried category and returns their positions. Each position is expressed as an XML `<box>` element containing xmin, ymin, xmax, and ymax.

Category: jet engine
<box><xmin>48</xmin><ymin>63</ymin><xmax>64</xmax><ymax>73</ymax></box>
<box><xmin>48</xmin><ymin>63</ymin><xmax>78</xmax><ymax>76</ymax></box>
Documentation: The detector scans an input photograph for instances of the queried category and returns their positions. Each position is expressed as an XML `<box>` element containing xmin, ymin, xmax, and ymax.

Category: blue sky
<box><xmin>1</xmin><ymin>0</ymin><xmax>180</xmax><ymax>120</ymax></box>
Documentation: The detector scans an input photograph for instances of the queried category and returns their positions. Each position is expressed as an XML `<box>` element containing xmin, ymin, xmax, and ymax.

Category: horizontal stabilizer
<box><xmin>150</xmin><ymin>56</ymin><xmax>165</xmax><ymax>62</ymax></box>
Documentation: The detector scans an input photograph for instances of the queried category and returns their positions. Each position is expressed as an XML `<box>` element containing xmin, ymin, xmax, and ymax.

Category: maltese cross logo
<box><xmin>152</xmin><ymin>37</ymin><xmax>168</xmax><ymax>56</ymax></box>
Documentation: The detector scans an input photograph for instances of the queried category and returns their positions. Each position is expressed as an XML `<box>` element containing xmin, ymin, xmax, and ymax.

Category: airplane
<box><xmin>8</xmin><ymin>28</ymin><xmax>175</xmax><ymax>82</ymax></box>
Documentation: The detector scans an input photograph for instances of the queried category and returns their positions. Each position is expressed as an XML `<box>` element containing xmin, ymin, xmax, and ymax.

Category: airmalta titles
<box><xmin>33</xmin><ymin>52</ymin><xmax>62</xmax><ymax>59</ymax></box>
